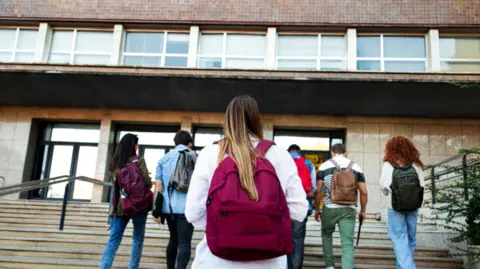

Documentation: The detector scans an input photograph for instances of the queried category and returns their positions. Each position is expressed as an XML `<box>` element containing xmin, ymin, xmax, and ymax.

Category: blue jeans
<box><xmin>388</xmin><ymin>208</ymin><xmax>418</xmax><ymax>269</ymax></box>
<box><xmin>100</xmin><ymin>215</ymin><xmax>148</xmax><ymax>269</ymax></box>
<box><xmin>287</xmin><ymin>217</ymin><xmax>307</xmax><ymax>269</ymax></box>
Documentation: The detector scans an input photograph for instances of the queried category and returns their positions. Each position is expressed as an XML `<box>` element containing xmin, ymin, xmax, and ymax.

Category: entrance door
<box><xmin>43</xmin><ymin>143</ymin><xmax>98</xmax><ymax>200</ymax></box>
<box><xmin>31</xmin><ymin>123</ymin><xmax>100</xmax><ymax>201</ymax></box>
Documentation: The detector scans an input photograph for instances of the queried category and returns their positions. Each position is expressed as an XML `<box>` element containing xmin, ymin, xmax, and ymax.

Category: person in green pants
<box><xmin>314</xmin><ymin>144</ymin><xmax>369</xmax><ymax>269</ymax></box>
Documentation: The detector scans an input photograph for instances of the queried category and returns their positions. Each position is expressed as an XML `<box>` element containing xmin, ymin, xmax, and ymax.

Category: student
<box><xmin>287</xmin><ymin>144</ymin><xmax>316</xmax><ymax>269</ymax></box>
<box><xmin>100</xmin><ymin>133</ymin><xmax>152</xmax><ymax>269</ymax></box>
<box><xmin>154</xmin><ymin>130</ymin><xmax>196</xmax><ymax>269</ymax></box>
<box><xmin>315</xmin><ymin>144</ymin><xmax>368</xmax><ymax>269</ymax></box>
<box><xmin>185</xmin><ymin>95</ymin><xmax>308</xmax><ymax>269</ymax></box>
<box><xmin>379</xmin><ymin>136</ymin><xmax>425</xmax><ymax>269</ymax></box>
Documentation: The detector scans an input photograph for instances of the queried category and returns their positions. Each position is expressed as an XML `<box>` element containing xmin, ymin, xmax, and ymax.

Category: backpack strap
<box><xmin>347</xmin><ymin>161</ymin><xmax>355</xmax><ymax>170</ymax></box>
<box><xmin>329</xmin><ymin>159</ymin><xmax>341</xmax><ymax>171</ymax></box>
<box><xmin>256</xmin><ymin>140</ymin><xmax>275</xmax><ymax>157</ymax></box>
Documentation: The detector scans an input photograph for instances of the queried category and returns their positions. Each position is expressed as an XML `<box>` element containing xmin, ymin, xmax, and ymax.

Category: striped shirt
<box><xmin>317</xmin><ymin>155</ymin><xmax>366</xmax><ymax>209</ymax></box>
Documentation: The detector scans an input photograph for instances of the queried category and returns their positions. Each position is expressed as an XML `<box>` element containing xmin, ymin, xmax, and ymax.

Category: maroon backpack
<box><xmin>206</xmin><ymin>140</ymin><xmax>292</xmax><ymax>261</ymax></box>
<box><xmin>116</xmin><ymin>156</ymin><xmax>153</xmax><ymax>216</ymax></box>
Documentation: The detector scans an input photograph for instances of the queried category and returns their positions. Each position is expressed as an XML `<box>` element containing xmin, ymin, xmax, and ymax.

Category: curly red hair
<box><xmin>383</xmin><ymin>136</ymin><xmax>424</xmax><ymax>167</ymax></box>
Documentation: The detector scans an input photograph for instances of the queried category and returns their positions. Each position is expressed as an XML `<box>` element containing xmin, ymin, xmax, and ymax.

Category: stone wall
<box><xmin>1</xmin><ymin>106</ymin><xmax>479</xmax><ymax>213</ymax></box>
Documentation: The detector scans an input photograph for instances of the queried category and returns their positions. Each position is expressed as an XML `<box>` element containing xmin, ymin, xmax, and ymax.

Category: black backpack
<box><xmin>391</xmin><ymin>164</ymin><xmax>424</xmax><ymax>211</ymax></box>
<box><xmin>169</xmin><ymin>149</ymin><xmax>197</xmax><ymax>193</ymax></box>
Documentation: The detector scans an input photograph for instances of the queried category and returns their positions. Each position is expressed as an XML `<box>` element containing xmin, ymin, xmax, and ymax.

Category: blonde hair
<box><xmin>218</xmin><ymin>96</ymin><xmax>264</xmax><ymax>201</ymax></box>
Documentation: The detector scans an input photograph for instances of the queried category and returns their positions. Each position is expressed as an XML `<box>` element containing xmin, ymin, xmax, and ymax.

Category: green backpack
<box><xmin>391</xmin><ymin>164</ymin><xmax>424</xmax><ymax>211</ymax></box>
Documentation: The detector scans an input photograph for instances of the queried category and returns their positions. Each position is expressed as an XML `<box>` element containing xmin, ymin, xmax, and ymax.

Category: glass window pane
<box><xmin>14</xmin><ymin>52</ymin><xmax>35</xmax><ymax>63</ymax></box>
<box><xmin>226</xmin><ymin>34</ymin><xmax>265</xmax><ymax>57</ymax></box>
<box><xmin>166</xmin><ymin>33</ymin><xmax>189</xmax><ymax>54</ymax></box>
<box><xmin>320</xmin><ymin>60</ymin><xmax>345</xmax><ymax>71</ymax></box>
<box><xmin>51</xmin><ymin>31</ymin><xmax>73</xmax><ymax>51</ymax></box>
<box><xmin>357</xmin><ymin>60</ymin><xmax>381</xmax><ymax>71</ymax></box>
<box><xmin>441</xmin><ymin>61</ymin><xmax>480</xmax><ymax>72</ymax></box>
<box><xmin>357</xmin><ymin>36</ymin><xmax>380</xmax><ymax>57</ymax></box>
<box><xmin>384</xmin><ymin>61</ymin><xmax>426</xmax><ymax>72</ymax></box>
<box><xmin>384</xmin><ymin>36</ymin><xmax>426</xmax><ymax>58</ymax></box>
<box><xmin>143</xmin><ymin>148</ymin><xmax>165</xmax><ymax>179</ymax></box>
<box><xmin>322</xmin><ymin>36</ymin><xmax>345</xmax><ymax>57</ymax></box>
<box><xmin>198</xmin><ymin>34</ymin><xmax>223</xmax><ymax>55</ymax></box>
<box><xmin>225</xmin><ymin>58</ymin><xmax>264</xmax><ymax>69</ymax></box>
<box><xmin>0</xmin><ymin>52</ymin><xmax>12</xmax><ymax>62</ymax></box>
<box><xmin>75</xmin><ymin>31</ymin><xmax>112</xmax><ymax>52</ymax></box>
<box><xmin>277</xmin><ymin>59</ymin><xmax>317</xmax><ymax>70</ymax></box>
<box><xmin>194</xmin><ymin>134</ymin><xmax>223</xmax><ymax>147</ymax></box>
<box><xmin>274</xmin><ymin>135</ymin><xmax>330</xmax><ymax>151</ymax></box>
<box><xmin>47</xmin><ymin>145</ymin><xmax>74</xmax><ymax>199</ymax></box>
<box><xmin>16</xmin><ymin>30</ymin><xmax>37</xmax><ymax>50</ymax></box>
<box><xmin>0</xmin><ymin>29</ymin><xmax>16</xmax><ymax>50</ymax></box>
<box><xmin>440</xmin><ymin>37</ymin><xmax>480</xmax><ymax>59</ymax></box>
<box><xmin>165</xmin><ymin>56</ymin><xmax>188</xmax><ymax>67</ymax></box>
<box><xmin>48</xmin><ymin>53</ymin><xmax>71</xmax><ymax>64</ymax></box>
<box><xmin>277</xmin><ymin>35</ymin><xmax>317</xmax><ymax>57</ymax></box>
<box><xmin>124</xmin><ymin>32</ymin><xmax>163</xmax><ymax>54</ymax></box>
<box><xmin>123</xmin><ymin>55</ymin><xmax>161</xmax><ymax>67</ymax></box>
<box><xmin>73</xmin><ymin>55</ymin><xmax>110</xmax><ymax>65</ymax></box>
<box><xmin>51</xmin><ymin>127</ymin><xmax>100</xmax><ymax>143</ymax></box>
<box><xmin>198</xmin><ymin>57</ymin><xmax>222</xmax><ymax>68</ymax></box>
<box><xmin>73</xmin><ymin>146</ymin><xmax>98</xmax><ymax>200</ymax></box>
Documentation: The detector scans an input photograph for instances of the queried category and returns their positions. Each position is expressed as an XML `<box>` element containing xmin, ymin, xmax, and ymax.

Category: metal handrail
<box><xmin>0</xmin><ymin>176</ymin><xmax>4</xmax><ymax>188</ymax></box>
<box><xmin>0</xmin><ymin>175</ymin><xmax>113</xmax><ymax>230</ymax></box>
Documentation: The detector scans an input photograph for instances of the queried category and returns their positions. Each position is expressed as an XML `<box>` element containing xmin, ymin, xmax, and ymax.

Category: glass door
<box><xmin>72</xmin><ymin>146</ymin><xmax>98</xmax><ymax>200</ymax></box>
<box><xmin>46</xmin><ymin>145</ymin><xmax>75</xmax><ymax>199</ymax></box>
<box><xmin>140</xmin><ymin>147</ymin><xmax>167</xmax><ymax>180</ymax></box>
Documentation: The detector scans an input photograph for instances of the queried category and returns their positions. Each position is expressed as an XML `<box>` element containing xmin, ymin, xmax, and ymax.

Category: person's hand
<box><xmin>358</xmin><ymin>212</ymin><xmax>366</xmax><ymax>224</ymax></box>
<box><xmin>154</xmin><ymin>217</ymin><xmax>161</xmax><ymax>224</ymax></box>
<box><xmin>314</xmin><ymin>210</ymin><xmax>322</xmax><ymax>223</ymax></box>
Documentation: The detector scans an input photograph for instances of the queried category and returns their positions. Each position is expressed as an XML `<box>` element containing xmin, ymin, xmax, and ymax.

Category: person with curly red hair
<box><xmin>380</xmin><ymin>136</ymin><xmax>425</xmax><ymax>269</ymax></box>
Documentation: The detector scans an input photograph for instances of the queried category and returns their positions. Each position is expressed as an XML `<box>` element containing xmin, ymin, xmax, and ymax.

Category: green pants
<box><xmin>321</xmin><ymin>206</ymin><xmax>356</xmax><ymax>269</ymax></box>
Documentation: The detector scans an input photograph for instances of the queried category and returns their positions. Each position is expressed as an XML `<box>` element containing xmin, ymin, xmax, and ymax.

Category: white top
<box><xmin>379</xmin><ymin>162</ymin><xmax>425</xmax><ymax>208</ymax></box>
<box><xmin>185</xmin><ymin>138</ymin><xmax>309</xmax><ymax>269</ymax></box>
<box><xmin>318</xmin><ymin>155</ymin><xmax>365</xmax><ymax>209</ymax></box>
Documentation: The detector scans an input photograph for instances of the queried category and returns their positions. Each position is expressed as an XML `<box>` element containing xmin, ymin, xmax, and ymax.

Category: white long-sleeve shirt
<box><xmin>379</xmin><ymin>162</ymin><xmax>425</xmax><ymax>208</ymax></box>
<box><xmin>185</xmin><ymin>138</ymin><xmax>309</xmax><ymax>269</ymax></box>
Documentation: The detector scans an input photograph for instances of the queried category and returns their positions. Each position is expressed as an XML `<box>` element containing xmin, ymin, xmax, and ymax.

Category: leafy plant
<box><xmin>428</xmin><ymin>148</ymin><xmax>480</xmax><ymax>263</ymax></box>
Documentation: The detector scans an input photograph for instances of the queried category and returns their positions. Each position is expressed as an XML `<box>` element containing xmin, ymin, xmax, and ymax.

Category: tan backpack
<box><xmin>328</xmin><ymin>159</ymin><xmax>358</xmax><ymax>205</ymax></box>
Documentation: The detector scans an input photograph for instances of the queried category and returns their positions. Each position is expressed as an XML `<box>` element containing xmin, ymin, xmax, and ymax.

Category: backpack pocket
<box><xmin>217</xmin><ymin>200</ymin><xmax>284</xmax><ymax>251</ymax></box>
<box><xmin>392</xmin><ymin>185</ymin><xmax>423</xmax><ymax>211</ymax></box>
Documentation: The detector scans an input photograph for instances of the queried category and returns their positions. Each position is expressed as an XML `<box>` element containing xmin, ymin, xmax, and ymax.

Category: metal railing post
<box><xmin>59</xmin><ymin>182</ymin><xmax>70</xmax><ymax>231</ymax></box>
<box><xmin>462</xmin><ymin>154</ymin><xmax>469</xmax><ymax>201</ymax></box>
<box><xmin>431</xmin><ymin>168</ymin><xmax>436</xmax><ymax>205</ymax></box>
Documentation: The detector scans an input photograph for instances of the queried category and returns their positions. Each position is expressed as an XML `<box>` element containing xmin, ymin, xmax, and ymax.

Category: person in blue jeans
<box><xmin>380</xmin><ymin>136</ymin><xmax>425</xmax><ymax>269</ymax></box>
<box><xmin>154</xmin><ymin>131</ymin><xmax>196</xmax><ymax>269</ymax></box>
<box><xmin>100</xmin><ymin>133</ymin><xmax>152</xmax><ymax>269</ymax></box>
<box><xmin>287</xmin><ymin>144</ymin><xmax>317</xmax><ymax>269</ymax></box>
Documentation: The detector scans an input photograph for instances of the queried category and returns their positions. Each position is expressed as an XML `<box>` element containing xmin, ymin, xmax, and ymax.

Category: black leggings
<box><xmin>166</xmin><ymin>214</ymin><xmax>194</xmax><ymax>269</ymax></box>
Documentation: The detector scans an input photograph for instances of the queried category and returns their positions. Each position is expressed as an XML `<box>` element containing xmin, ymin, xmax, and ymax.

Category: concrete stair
<box><xmin>0</xmin><ymin>200</ymin><xmax>464</xmax><ymax>269</ymax></box>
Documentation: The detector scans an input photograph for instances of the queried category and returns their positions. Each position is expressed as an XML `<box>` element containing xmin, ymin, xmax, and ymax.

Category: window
<box><xmin>440</xmin><ymin>37</ymin><xmax>480</xmax><ymax>73</ymax></box>
<box><xmin>276</xmin><ymin>35</ymin><xmax>346</xmax><ymax>71</ymax></box>
<box><xmin>0</xmin><ymin>28</ymin><xmax>37</xmax><ymax>63</ymax></box>
<box><xmin>357</xmin><ymin>35</ymin><xmax>426</xmax><ymax>72</ymax></box>
<box><xmin>48</xmin><ymin>30</ymin><xmax>113</xmax><ymax>65</ymax></box>
<box><xmin>122</xmin><ymin>32</ymin><xmax>189</xmax><ymax>68</ymax></box>
<box><xmin>198</xmin><ymin>33</ymin><xmax>266</xmax><ymax>69</ymax></box>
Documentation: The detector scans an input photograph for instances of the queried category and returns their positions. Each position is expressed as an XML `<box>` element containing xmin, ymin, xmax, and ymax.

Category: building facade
<box><xmin>0</xmin><ymin>0</ymin><xmax>479</xmax><ymax>214</ymax></box>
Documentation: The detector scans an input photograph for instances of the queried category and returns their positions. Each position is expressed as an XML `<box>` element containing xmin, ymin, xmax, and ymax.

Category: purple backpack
<box><xmin>116</xmin><ymin>156</ymin><xmax>153</xmax><ymax>216</ymax></box>
<box><xmin>206</xmin><ymin>140</ymin><xmax>292</xmax><ymax>261</ymax></box>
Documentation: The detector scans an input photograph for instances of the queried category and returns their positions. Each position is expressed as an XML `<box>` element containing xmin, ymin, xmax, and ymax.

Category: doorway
<box><xmin>30</xmin><ymin>123</ymin><xmax>100</xmax><ymax>201</ymax></box>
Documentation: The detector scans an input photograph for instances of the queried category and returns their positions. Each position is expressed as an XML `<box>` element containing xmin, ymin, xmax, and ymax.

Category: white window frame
<box><xmin>49</xmin><ymin>29</ymin><xmax>113</xmax><ymax>65</ymax></box>
<box><xmin>356</xmin><ymin>34</ymin><xmax>427</xmax><ymax>72</ymax></box>
<box><xmin>275</xmin><ymin>34</ymin><xmax>347</xmax><ymax>70</ymax></box>
<box><xmin>197</xmin><ymin>32</ymin><xmax>267</xmax><ymax>69</ymax></box>
<box><xmin>0</xmin><ymin>27</ymin><xmax>38</xmax><ymax>63</ymax></box>
<box><xmin>439</xmin><ymin>35</ymin><xmax>480</xmax><ymax>72</ymax></box>
<box><xmin>121</xmin><ymin>30</ymin><xmax>190</xmax><ymax>67</ymax></box>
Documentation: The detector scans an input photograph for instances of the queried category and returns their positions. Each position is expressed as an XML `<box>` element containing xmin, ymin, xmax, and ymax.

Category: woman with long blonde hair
<box><xmin>185</xmin><ymin>95</ymin><xmax>308</xmax><ymax>269</ymax></box>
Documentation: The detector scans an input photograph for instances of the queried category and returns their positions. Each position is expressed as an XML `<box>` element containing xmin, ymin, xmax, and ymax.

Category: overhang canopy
<box><xmin>0</xmin><ymin>64</ymin><xmax>479</xmax><ymax>118</ymax></box>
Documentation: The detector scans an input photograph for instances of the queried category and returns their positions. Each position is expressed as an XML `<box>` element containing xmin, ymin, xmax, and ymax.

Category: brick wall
<box><xmin>0</xmin><ymin>0</ymin><xmax>479</xmax><ymax>26</ymax></box>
